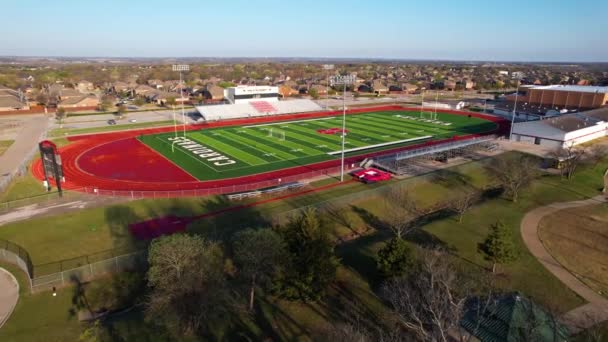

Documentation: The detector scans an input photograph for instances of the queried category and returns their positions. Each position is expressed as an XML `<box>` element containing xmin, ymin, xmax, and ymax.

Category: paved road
<box><xmin>0</xmin><ymin>114</ymin><xmax>49</xmax><ymax>192</ymax></box>
<box><xmin>520</xmin><ymin>195</ymin><xmax>608</xmax><ymax>333</ymax></box>
<box><xmin>54</xmin><ymin>109</ymin><xmax>197</xmax><ymax>130</ymax></box>
<box><xmin>0</xmin><ymin>268</ymin><xmax>19</xmax><ymax>329</ymax></box>
<box><xmin>0</xmin><ymin>195</ymin><xmax>130</xmax><ymax>226</ymax></box>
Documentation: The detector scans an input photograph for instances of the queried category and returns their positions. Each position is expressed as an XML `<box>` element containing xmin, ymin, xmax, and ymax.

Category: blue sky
<box><xmin>1</xmin><ymin>0</ymin><xmax>606</xmax><ymax>61</ymax></box>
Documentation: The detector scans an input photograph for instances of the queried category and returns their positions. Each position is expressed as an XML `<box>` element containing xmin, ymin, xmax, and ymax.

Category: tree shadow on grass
<box><xmin>104</xmin><ymin>205</ymin><xmax>146</xmax><ymax>253</ymax></box>
<box><xmin>337</xmin><ymin>230</ymin><xmax>389</xmax><ymax>287</ymax></box>
<box><xmin>186</xmin><ymin>195</ymin><xmax>271</xmax><ymax>243</ymax></box>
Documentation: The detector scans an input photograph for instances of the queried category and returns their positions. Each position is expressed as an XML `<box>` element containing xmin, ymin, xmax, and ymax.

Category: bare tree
<box><xmin>322</xmin><ymin>203</ymin><xmax>355</xmax><ymax>231</ymax></box>
<box><xmin>449</xmin><ymin>189</ymin><xmax>479</xmax><ymax>223</ymax></box>
<box><xmin>486</xmin><ymin>154</ymin><xmax>537</xmax><ymax>203</ymax></box>
<box><xmin>145</xmin><ymin>234</ymin><xmax>228</xmax><ymax>335</ymax></box>
<box><xmin>587</xmin><ymin>144</ymin><xmax>608</xmax><ymax>168</ymax></box>
<box><xmin>382</xmin><ymin>186</ymin><xmax>420</xmax><ymax>239</ymax></box>
<box><xmin>380</xmin><ymin>249</ymin><xmax>468</xmax><ymax>342</ymax></box>
<box><xmin>550</xmin><ymin>143</ymin><xmax>587</xmax><ymax>180</ymax></box>
<box><xmin>55</xmin><ymin>107</ymin><xmax>67</xmax><ymax>124</ymax></box>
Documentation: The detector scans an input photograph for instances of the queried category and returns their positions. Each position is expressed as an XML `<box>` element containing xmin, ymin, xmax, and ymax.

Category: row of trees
<box><xmin>144</xmin><ymin>208</ymin><xmax>338</xmax><ymax>336</ymax></box>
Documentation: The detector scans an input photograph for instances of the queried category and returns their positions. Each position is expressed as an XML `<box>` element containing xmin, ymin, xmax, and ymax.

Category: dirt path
<box><xmin>520</xmin><ymin>195</ymin><xmax>608</xmax><ymax>333</ymax></box>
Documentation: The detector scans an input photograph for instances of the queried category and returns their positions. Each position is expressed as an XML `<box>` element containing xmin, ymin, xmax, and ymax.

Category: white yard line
<box><xmin>326</xmin><ymin>136</ymin><xmax>432</xmax><ymax>155</ymax></box>
<box><xmin>242</xmin><ymin>116</ymin><xmax>334</xmax><ymax>128</ymax></box>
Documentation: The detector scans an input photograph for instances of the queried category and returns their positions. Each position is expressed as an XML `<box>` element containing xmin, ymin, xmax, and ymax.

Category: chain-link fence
<box><xmin>0</xmin><ymin>189</ymin><xmax>88</xmax><ymax>214</ymax></box>
<box><xmin>31</xmin><ymin>251</ymin><xmax>146</xmax><ymax>293</ymax></box>
<box><xmin>0</xmin><ymin>130</ymin><xmax>47</xmax><ymax>195</ymax></box>
<box><xmin>77</xmin><ymin>164</ymin><xmax>361</xmax><ymax>198</ymax></box>
<box><xmin>0</xmin><ymin>239</ymin><xmax>33</xmax><ymax>289</ymax></box>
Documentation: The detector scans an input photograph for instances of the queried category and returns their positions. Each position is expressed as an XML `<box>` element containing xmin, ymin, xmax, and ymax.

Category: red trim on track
<box><xmin>32</xmin><ymin>106</ymin><xmax>508</xmax><ymax>196</ymax></box>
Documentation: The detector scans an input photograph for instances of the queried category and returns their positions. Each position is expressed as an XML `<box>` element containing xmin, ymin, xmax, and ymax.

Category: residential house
<box><xmin>206</xmin><ymin>85</ymin><xmax>225</xmax><ymax>101</ymax></box>
<box><xmin>309</xmin><ymin>84</ymin><xmax>328</xmax><ymax>95</ymax></box>
<box><xmin>0</xmin><ymin>86</ymin><xmax>29</xmax><ymax>111</ymax></box>
<box><xmin>443</xmin><ymin>80</ymin><xmax>457</xmax><ymax>91</ymax></box>
<box><xmin>76</xmin><ymin>80</ymin><xmax>95</xmax><ymax>93</ymax></box>
<box><xmin>279</xmin><ymin>85</ymin><xmax>299</xmax><ymax>98</ymax></box>
<box><xmin>134</xmin><ymin>84</ymin><xmax>157</xmax><ymax>97</ymax></box>
<box><xmin>59</xmin><ymin>94</ymin><xmax>99</xmax><ymax>109</ymax></box>
<box><xmin>372</xmin><ymin>80</ymin><xmax>388</xmax><ymax>94</ymax></box>
<box><xmin>402</xmin><ymin>83</ymin><xmax>419</xmax><ymax>94</ymax></box>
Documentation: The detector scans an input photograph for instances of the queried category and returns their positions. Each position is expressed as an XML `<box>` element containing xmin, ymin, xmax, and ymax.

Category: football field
<box><xmin>138</xmin><ymin>111</ymin><xmax>497</xmax><ymax>180</ymax></box>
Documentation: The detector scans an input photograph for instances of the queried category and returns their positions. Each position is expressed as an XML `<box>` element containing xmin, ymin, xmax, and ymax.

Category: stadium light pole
<box><xmin>420</xmin><ymin>90</ymin><xmax>425</xmax><ymax>117</ymax></box>
<box><xmin>172</xmin><ymin>64</ymin><xmax>189</xmax><ymax>137</ymax></box>
<box><xmin>330</xmin><ymin>74</ymin><xmax>355</xmax><ymax>182</ymax></box>
<box><xmin>509</xmin><ymin>82</ymin><xmax>520</xmax><ymax>140</ymax></box>
<box><xmin>323</xmin><ymin>64</ymin><xmax>334</xmax><ymax>110</ymax></box>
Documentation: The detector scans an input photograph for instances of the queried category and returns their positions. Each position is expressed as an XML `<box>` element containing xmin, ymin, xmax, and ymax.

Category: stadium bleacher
<box><xmin>250</xmin><ymin>101</ymin><xmax>278</xmax><ymax>113</ymax></box>
<box><xmin>195</xmin><ymin>99</ymin><xmax>322</xmax><ymax>121</ymax></box>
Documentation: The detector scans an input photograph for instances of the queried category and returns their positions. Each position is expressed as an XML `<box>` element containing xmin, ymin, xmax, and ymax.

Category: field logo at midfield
<box><xmin>168</xmin><ymin>136</ymin><xmax>236</xmax><ymax>166</ymax></box>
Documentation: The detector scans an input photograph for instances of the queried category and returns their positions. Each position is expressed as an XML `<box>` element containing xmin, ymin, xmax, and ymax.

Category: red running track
<box><xmin>32</xmin><ymin>106</ymin><xmax>508</xmax><ymax>196</ymax></box>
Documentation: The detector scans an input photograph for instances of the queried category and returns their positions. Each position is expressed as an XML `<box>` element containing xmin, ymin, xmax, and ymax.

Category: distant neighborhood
<box><xmin>0</xmin><ymin>61</ymin><xmax>607</xmax><ymax>114</ymax></box>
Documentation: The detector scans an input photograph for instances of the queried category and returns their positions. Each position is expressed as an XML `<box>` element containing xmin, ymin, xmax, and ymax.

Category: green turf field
<box><xmin>138</xmin><ymin>111</ymin><xmax>497</xmax><ymax>180</ymax></box>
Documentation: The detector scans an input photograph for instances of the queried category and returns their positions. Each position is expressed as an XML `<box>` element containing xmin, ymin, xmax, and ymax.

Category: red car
<box><xmin>352</xmin><ymin>168</ymin><xmax>392</xmax><ymax>183</ymax></box>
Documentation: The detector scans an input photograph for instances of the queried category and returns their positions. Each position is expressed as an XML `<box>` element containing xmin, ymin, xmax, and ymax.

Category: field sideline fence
<box><xmin>77</xmin><ymin>164</ymin><xmax>361</xmax><ymax>199</ymax></box>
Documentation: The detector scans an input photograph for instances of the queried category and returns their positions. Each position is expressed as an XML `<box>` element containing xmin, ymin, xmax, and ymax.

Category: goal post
<box><xmin>268</xmin><ymin>128</ymin><xmax>285</xmax><ymax>141</ymax></box>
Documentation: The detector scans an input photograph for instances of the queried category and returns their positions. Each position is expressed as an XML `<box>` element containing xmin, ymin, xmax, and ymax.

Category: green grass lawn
<box><xmin>48</xmin><ymin>120</ymin><xmax>175</xmax><ymax>138</ymax></box>
<box><xmin>0</xmin><ymin>170</ymin><xmax>54</xmax><ymax>203</ymax></box>
<box><xmin>539</xmin><ymin>203</ymin><xmax>608</xmax><ymax>298</ymax></box>
<box><xmin>139</xmin><ymin>111</ymin><xmax>497</xmax><ymax>180</ymax></box>
<box><xmin>0</xmin><ymin>140</ymin><xmax>14</xmax><ymax>156</ymax></box>
<box><xmin>0</xmin><ymin>261</ymin><xmax>387</xmax><ymax>342</ymax></box>
<box><xmin>1</xmin><ymin>153</ymin><xmax>606</xmax><ymax>340</ymax></box>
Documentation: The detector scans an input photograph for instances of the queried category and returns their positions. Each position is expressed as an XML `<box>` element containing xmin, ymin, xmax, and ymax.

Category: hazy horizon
<box><xmin>1</xmin><ymin>0</ymin><xmax>607</xmax><ymax>62</ymax></box>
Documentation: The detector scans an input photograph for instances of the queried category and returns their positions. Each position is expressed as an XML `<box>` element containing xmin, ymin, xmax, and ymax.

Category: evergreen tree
<box><xmin>481</xmin><ymin>221</ymin><xmax>518</xmax><ymax>273</ymax></box>
<box><xmin>274</xmin><ymin>208</ymin><xmax>339</xmax><ymax>301</ymax></box>
<box><xmin>376</xmin><ymin>237</ymin><xmax>415</xmax><ymax>278</ymax></box>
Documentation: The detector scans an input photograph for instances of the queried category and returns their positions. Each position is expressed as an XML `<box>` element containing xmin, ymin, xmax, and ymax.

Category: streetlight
<box><xmin>172</xmin><ymin>64</ymin><xmax>189</xmax><ymax>137</ymax></box>
<box><xmin>330</xmin><ymin>74</ymin><xmax>356</xmax><ymax>182</ymax></box>
<box><xmin>323</xmin><ymin>64</ymin><xmax>334</xmax><ymax>110</ymax></box>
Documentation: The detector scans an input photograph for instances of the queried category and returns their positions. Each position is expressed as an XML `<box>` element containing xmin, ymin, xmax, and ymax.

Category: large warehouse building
<box><xmin>505</xmin><ymin>85</ymin><xmax>608</xmax><ymax>112</ymax></box>
<box><xmin>510</xmin><ymin>106</ymin><xmax>608</xmax><ymax>148</ymax></box>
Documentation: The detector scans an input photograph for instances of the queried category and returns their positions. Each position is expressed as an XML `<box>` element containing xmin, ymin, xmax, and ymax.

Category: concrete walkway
<box><xmin>0</xmin><ymin>267</ymin><xmax>19</xmax><ymax>329</ymax></box>
<box><xmin>520</xmin><ymin>195</ymin><xmax>608</xmax><ymax>333</ymax></box>
<box><xmin>0</xmin><ymin>114</ymin><xmax>49</xmax><ymax>192</ymax></box>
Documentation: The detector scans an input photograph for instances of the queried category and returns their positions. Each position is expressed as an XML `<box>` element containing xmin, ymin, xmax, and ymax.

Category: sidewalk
<box><xmin>0</xmin><ymin>115</ymin><xmax>49</xmax><ymax>192</ymax></box>
<box><xmin>0</xmin><ymin>268</ymin><xmax>19</xmax><ymax>329</ymax></box>
<box><xmin>520</xmin><ymin>195</ymin><xmax>608</xmax><ymax>333</ymax></box>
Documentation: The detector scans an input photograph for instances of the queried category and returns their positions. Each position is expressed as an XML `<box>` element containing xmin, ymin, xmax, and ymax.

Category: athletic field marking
<box><xmin>242</xmin><ymin>116</ymin><xmax>332</xmax><ymax>128</ymax></box>
<box><xmin>327</xmin><ymin>136</ymin><xmax>432</xmax><ymax>155</ymax></box>
<box><xmin>154</xmin><ymin>136</ymin><xmax>222</xmax><ymax>173</ymax></box>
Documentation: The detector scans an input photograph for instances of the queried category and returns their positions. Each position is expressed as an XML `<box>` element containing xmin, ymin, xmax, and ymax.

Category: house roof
<box><xmin>0</xmin><ymin>87</ymin><xmax>27</xmax><ymax>108</ymax></box>
<box><xmin>59</xmin><ymin>94</ymin><xmax>97</xmax><ymax>106</ymax></box>
<box><xmin>0</xmin><ymin>96</ymin><xmax>27</xmax><ymax>108</ymax></box>
<box><xmin>60</xmin><ymin>88</ymin><xmax>84</xmax><ymax>98</ymax></box>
